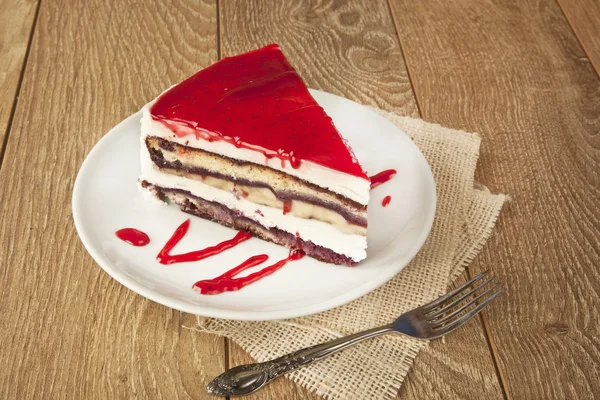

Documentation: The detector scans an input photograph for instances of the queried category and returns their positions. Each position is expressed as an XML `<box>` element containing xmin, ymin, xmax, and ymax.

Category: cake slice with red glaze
<box><xmin>139</xmin><ymin>44</ymin><xmax>369</xmax><ymax>265</ymax></box>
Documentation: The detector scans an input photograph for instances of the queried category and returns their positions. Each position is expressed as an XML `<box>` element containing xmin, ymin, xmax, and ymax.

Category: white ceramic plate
<box><xmin>72</xmin><ymin>90</ymin><xmax>436</xmax><ymax>321</ymax></box>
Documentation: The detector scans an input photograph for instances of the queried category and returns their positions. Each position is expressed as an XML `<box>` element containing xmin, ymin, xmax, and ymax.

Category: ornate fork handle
<box><xmin>206</xmin><ymin>325</ymin><xmax>394</xmax><ymax>396</ymax></box>
<box><xmin>207</xmin><ymin>271</ymin><xmax>502</xmax><ymax>397</ymax></box>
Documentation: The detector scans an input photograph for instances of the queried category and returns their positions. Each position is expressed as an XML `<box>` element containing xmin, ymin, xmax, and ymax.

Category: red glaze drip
<box><xmin>283</xmin><ymin>200</ymin><xmax>292</xmax><ymax>215</ymax></box>
<box><xmin>150</xmin><ymin>44</ymin><xmax>368</xmax><ymax>179</ymax></box>
<box><xmin>370</xmin><ymin>169</ymin><xmax>397</xmax><ymax>190</ymax></box>
<box><xmin>157</xmin><ymin>219</ymin><xmax>252</xmax><ymax>265</ymax></box>
<box><xmin>116</xmin><ymin>228</ymin><xmax>150</xmax><ymax>246</ymax></box>
<box><xmin>193</xmin><ymin>249</ymin><xmax>304</xmax><ymax>295</ymax></box>
<box><xmin>294</xmin><ymin>231</ymin><xmax>303</xmax><ymax>251</ymax></box>
<box><xmin>382</xmin><ymin>195</ymin><xmax>392</xmax><ymax>207</ymax></box>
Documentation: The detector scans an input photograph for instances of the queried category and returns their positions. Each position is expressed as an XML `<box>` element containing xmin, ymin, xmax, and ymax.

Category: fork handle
<box><xmin>206</xmin><ymin>324</ymin><xmax>394</xmax><ymax>397</ymax></box>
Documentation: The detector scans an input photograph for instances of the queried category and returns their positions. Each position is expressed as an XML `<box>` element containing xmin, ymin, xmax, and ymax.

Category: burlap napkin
<box><xmin>194</xmin><ymin>108</ymin><xmax>508</xmax><ymax>400</ymax></box>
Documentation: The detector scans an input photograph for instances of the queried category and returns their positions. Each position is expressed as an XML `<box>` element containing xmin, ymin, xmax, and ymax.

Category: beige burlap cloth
<box><xmin>194</xmin><ymin>108</ymin><xmax>508</xmax><ymax>400</ymax></box>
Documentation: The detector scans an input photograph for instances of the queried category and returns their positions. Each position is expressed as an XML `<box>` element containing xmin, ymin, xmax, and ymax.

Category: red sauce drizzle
<box><xmin>116</xmin><ymin>228</ymin><xmax>150</xmax><ymax>246</ymax></box>
<box><xmin>193</xmin><ymin>249</ymin><xmax>304</xmax><ymax>295</ymax></box>
<box><xmin>382</xmin><ymin>196</ymin><xmax>392</xmax><ymax>207</ymax></box>
<box><xmin>150</xmin><ymin>44</ymin><xmax>368</xmax><ymax>179</ymax></box>
<box><xmin>282</xmin><ymin>200</ymin><xmax>292</xmax><ymax>215</ymax></box>
<box><xmin>143</xmin><ymin>218</ymin><xmax>305</xmax><ymax>294</ymax></box>
<box><xmin>157</xmin><ymin>219</ymin><xmax>251</xmax><ymax>265</ymax></box>
<box><xmin>370</xmin><ymin>169</ymin><xmax>397</xmax><ymax>190</ymax></box>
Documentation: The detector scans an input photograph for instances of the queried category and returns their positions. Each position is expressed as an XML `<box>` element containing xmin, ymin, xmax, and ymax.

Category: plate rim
<box><xmin>72</xmin><ymin>89</ymin><xmax>436</xmax><ymax>321</ymax></box>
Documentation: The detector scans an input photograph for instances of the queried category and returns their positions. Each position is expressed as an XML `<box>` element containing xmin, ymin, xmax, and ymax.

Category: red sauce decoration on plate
<box><xmin>193</xmin><ymin>249</ymin><xmax>304</xmax><ymax>295</ymax></box>
<box><xmin>382</xmin><ymin>196</ymin><xmax>392</xmax><ymax>207</ymax></box>
<box><xmin>125</xmin><ymin>218</ymin><xmax>304</xmax><ymax>294</ymax></box>
<box><xmin>157</xmin><ymin>219</ymin><xmax>251</xmax><ymax>265</ymax></box>
<box><xmin>115</xmin><ymin>228</ymin><xmax>150</xmax><ymax>246</ymax></box>
<box><xmin>369</xmin><ymin>169</ymin><xmax>397</xmax><ymax>190</ymax></box>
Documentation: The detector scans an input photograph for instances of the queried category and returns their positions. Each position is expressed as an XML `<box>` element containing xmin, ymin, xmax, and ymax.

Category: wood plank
<box><xmin>0</xmin><ymin>0</ymin><xmax>38</xmax><ymax>152</ymax></box>
<box><xmin>0</xmin><ymin>0</ymin><xmax>221</xmax><ymax>398</ymax></box>
<box><xmin>218</xmin><ymin>1</ymin><xmax>504</xmax><ymax>399</ymax></box>
<box><xmin>558</xmin><ymin>0</ymin><xmax>600</xmax><ymax>76</ymax></box>
<box><xmin>388</xmin><ymin>0</ymin><xmax>600</xmax><ymax>398</ymax></box>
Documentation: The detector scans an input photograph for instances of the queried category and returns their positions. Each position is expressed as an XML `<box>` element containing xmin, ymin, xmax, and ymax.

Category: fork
<box><xmin>207</xmin><ymin>270</ymin><xmax>503</xmax><ymax>397</ymax></box>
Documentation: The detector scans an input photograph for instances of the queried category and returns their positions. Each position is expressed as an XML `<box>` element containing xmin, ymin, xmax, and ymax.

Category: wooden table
<box><xmin>1</xmin><ymin>0</ymin><xmax>598</xmax><ymax>398</ymax></box>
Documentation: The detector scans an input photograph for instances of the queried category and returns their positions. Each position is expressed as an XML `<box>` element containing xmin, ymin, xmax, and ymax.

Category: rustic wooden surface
<box><xmin>0</xmin><ymin>0</ymin><xmax>38</xmax><ymax>154</ymax></box>
<box><xmin>0</xmin><ymin>0</ymin><xmax>598</xmax><ymax>399</ymax></box>
<box><xmin>0</xmin><ymin>0</ymin><xmax>223</xmax><ymax>398</ymax></box>
<box><xmin>389</xmin><ymin>0</ymin><xmax>600</xmax><ymax>399</ymax></box>
<box><xmin>558</xmin><ymin>0</ymin><xmax>600</xmax><ymax>75</ymax></box>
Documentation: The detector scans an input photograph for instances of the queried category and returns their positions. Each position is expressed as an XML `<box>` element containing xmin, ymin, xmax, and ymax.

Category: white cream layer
<box><xmin>140</xmin><ymin>144</ymin><xmax>367</xmax><ymax>262</ymax></box>
<box><xmin>141</xmin><ymin>102</ymin><xmax>370</xmax><ymax>205</ymax></box>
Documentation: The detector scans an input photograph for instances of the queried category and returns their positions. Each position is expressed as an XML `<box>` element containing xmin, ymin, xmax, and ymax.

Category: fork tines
<box><xmin>420</xmin><ymin>270</ymin><xmax>503</xmax><ymax>335</ymax></box>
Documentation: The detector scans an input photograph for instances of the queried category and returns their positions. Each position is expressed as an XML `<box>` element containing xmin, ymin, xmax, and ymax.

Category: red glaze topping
<box><xmin>382</xmin><ymin>195</ymin><xmax>392</xmax><ymax>207</ymax></box>
<box><xmin>370</xmin><ymin>169</ymin><xmax>397</xmax><ymax>190</ymax></box>
<box><xmin>157</xmin><ymin>219</ymin><xmax>251</xmax><ymax>265</ymax></box>
<box><xmin>116</xmin><ymin>228</ymin><xmax>150</xmax><ymax>246</ymax></box>
<box><xmin>193</xmin><ymin>249</ymin><xmax>304</xmax><ymax>295</ymax></box>
<box><xmin>150</xmin><ymin>44</ymin><xmax>368</xmax><ymax>179</ymax></box>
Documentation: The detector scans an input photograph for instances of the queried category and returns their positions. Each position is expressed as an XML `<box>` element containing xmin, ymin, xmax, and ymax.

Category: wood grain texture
<box><xmin>558</xmin><ymin>0</ymin><xmax>600</xmax><ymax>76</ymax></box>
<box><xmin>219</xmin><ymin>1</ymin><xmax>503</xmax><ymax>399</ymax></box>
<box><xmin>0</xmin><ymin>0</ymin><xmax>220</xmax><ymax>398</ymax></box>
<box><xmin>0</xmin><ymin>0</ymin><xmax>38</xmax><ymax>151</ymax></box>
<box><xmin>389</xmin><ymin>0</ymin><xmax>600</xmax><ymax>398</ymax></box>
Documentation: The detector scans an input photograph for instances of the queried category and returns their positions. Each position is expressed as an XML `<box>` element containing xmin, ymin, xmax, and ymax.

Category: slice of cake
<box><xmin>139</xmin><ymin>44</ymin><xmax>370</xmax><ymax>266</ymax></box>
